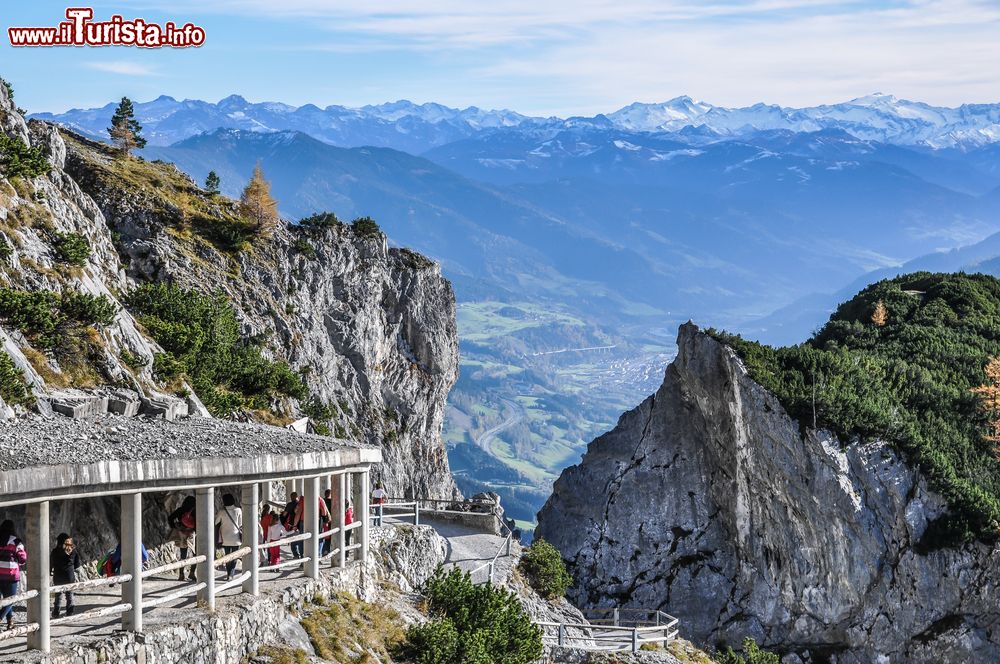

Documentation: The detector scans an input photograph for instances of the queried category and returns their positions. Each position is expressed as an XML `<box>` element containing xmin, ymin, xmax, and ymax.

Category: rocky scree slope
<box><xmin>0</xmin><ymin>78</ymin><xmax>458</xmax><ymax>499</ymax></box>
<box><xmin>537</xmin><ymin>322</ymin><xmax>1000</xmax><ymax>664</ymax></box>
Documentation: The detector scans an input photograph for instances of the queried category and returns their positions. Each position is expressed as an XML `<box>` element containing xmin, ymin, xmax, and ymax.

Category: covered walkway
<box><xmin>0</xmin><ymin>416</ymin><xmax>381</xmax><ymax>657</ymax></box>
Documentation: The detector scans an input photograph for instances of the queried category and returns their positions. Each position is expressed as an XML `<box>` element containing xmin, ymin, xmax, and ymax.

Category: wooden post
<box><xmin>632</xmin><ymin>628</ymin><xmax>639</xmax><ymax>653</ymax></box>
<box><xmin>241</xmin><ymin>483</ymin><xmax>259</xmax><ymax>596</ymax></box>
<box><xmin>196</xmin><ymin>487</ymin><xmax>215</xmax><ymax>610</ymax></box>
<box><xmin>304</xmin><ymin>476</ymin><xmax>320</xmax><ymax>578</ymax></box>
<box><xmin>121</xmin><ymin>492</ymin><xmax>143</xmax><ymax>632</ymax></box>
<box><xmin>558</xmin><ymin>624</ymin><xmax>565</xmax><ymax>646</ymax></box>
<box><xmin>332</xmin><ymin>473</ymin><xmax>346</xmax><ymax>568</ymax></box>
<box><xmin>413</xmin><ymin>502</ymin><xmax>420</xmax><ymax>526</ymax></box>
<box><xmin>25</xmin><ymin>501</ymin><xmax>49</xmax><ymax>652</ymax></box>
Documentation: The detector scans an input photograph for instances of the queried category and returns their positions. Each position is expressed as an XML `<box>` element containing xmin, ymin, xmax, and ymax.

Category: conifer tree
<box><xmin>107</xmin><ymin>97</ymin><xmax>146</xmax><ymax>155</ymax></box>
<box><xmin>238</xmin><ymin>162</ymin><xmax>279</xmax><ymax>232</ymax></box>
<box><xmin>205</xmin><ymin>170</ymin><xmax>221</xmax><ymax>195</ymax></box>
<box><xmin>972</xmin><ymin>357</ymin><xmax>1000</xmax><ymax>459</ymax></box>
<box><xmin>871</xmin><ymin>300</ymin><xmax>888</xmax><ymax>327</ymax></box>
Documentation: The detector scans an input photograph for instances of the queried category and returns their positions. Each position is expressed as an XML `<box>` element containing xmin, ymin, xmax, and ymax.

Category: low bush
<box><xmin>717</xmin><ymin>638</ymin><xmax>780</xmax><ymax>664</ymax></box>
<box><xmin>518</xmin><ymin>538</ymin><xmax>572</xmax><ymax>599</ymax></box>
<box><xmin>0</xmin><ymin>353</ymin><xmax>30</xmax><ymax>407</ymax></box>
<box><xmin>0</xmin><ymin>236</ymin><xmax>11</xmax><ymax>260</ymax></box>
<box><xmin>0</xmin><ymin>288</ymin><xmax>116</xmax><ymax>351</ymax></box>
<box><xmin>126</xmin><ymin>282</ymin><xmax>309</xmax><ymax>416</ymax></box>
<box><xmin>351</xmin><ymin>216</ymin><xmax>382</xmax><ymax>238</ymax></box>
<box><xmin>402</xmin><ymin>567</ymin><xmax>542</xmax><ymax>664</ymax></box>
<box><xmin>0</xmin><ymin>134</ymin><xmax>50</xmax><ymax>180</ymax></box>
<box><xmin>53</xmin><ymin>232</ymin><xmax>91</xmax><ymax>266</ymax></box>
<box><xmin>292</xmin><ymin>237</ymin><xmax>316</xmax><ymax>258</ymax></box>
<box><xmin>298</xmin><ymin>211</ymin><xmax>342</xmax><ymax>231</ymax></box>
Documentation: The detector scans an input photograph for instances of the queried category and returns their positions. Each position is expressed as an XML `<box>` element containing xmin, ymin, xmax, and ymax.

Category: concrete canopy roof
<box><xmin>0</xmin><ymin>415</ymin><xmax>382</xmax><ymax>506</ymax></box>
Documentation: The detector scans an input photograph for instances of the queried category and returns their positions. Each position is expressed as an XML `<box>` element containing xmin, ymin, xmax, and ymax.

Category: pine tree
<box><xmin>205</xmin><ymin>170</ymin><xmax>221</xmax><ymax>195</ymax></box>
<box><xmin>107</xmin><ymin>97</ymin><xmax>146</xmax><ymax>155</ymax></box>
<box><xmin>871</xmin><ymin>300</ymin><xmax>888</xmax><ymax>327</ymax></box>
<box><xmin>972</xmin><ymin>357</ymin><xmax>1000</xmax><ymax>460</ymax></box>
<box><xmin>238</xmin><ymin>162</ymin><xmax>279</xmax><ymax>232</ymax></box>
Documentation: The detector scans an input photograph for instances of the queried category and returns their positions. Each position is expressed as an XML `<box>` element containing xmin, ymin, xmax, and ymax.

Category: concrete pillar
<box><xmin>196</xmin><ymin>487</ymin><xmax>215</xmax><ymax>610</ymax></box>
<box><xmin>26</xmin><ymin>501</ymin><xmax>49</xmax><ymax>652</ymax></box>
<box><xmin>332</xmin><ymin>473</ymin><xmax>345</xmax><ymax>568</ymax></box>
<box><xmin>358</xmin><ymin>470</ymin><xmax>372</xmax><ymax>560</ymax></box>
<box><xmin>304</xmin><ymin>476</ymin><xmax>320</xmax><ymax>578</ymax></box>
<box><xmin>241</xmin><ymin>483</ymin><xmax>259</xmax><ymax>596</ymax></box>
<box><xmin>352</xmin><ymin>470</ymin><xmax>370</xmax><ymax>563</ymax></box>
<box><xmin>295</xmin><ymin>478</ymin><xmax>304</xmax><ymax>497</ymax></box>
<box><xmin>283</xmin><ymin>480</ymin><xmax>294</xmax><ymax>502</ymax></box>
<box><xmin>260</xmin><ymin>481</ymin><xmax>272</xmax><ymax>507</ymax></box>
<box><xmin>121</xmin><ymin>493</ymin><xmax>143</xmax><ymax>632</ymax></box>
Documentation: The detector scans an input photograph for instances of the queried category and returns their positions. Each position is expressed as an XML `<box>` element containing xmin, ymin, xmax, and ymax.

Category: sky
<box><xmin>2</xmin><ymin>1</ymin><xmax>999</xmax><ymax>116</ymax></box>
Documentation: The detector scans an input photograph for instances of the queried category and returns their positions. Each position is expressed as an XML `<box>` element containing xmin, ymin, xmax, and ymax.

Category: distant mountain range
<box><xmin>32</xmin><ymin>92</ymin><xmax>1000</xmax><ymax>527</ymax></box>
<box><xmin>33</xmin><ymin>92</ymin><xmax>1000</xmax><ymax>152</ymax></box>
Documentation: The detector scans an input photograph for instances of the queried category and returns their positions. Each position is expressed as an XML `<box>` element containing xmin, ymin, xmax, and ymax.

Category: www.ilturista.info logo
<box><xmin>8</xmin><ymin>8</ymin><xmax>205</xmax><ymax>48</ymax></box>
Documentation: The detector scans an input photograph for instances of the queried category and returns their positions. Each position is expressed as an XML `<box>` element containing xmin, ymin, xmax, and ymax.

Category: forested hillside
<box><xmin>712</xmin><ymin>272</ymin><xmax>1000</xmax><ymax>545</ymax></box>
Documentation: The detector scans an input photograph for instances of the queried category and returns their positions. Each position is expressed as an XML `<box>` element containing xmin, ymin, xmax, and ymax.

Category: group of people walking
<box><xmin>0</xmin><ymin>483</ymin><xmax>390</xmax><ymax>630</ymax></box>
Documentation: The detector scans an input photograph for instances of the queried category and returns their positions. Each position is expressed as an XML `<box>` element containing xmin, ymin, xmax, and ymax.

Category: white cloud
<box><xmin>122</xmin><ymin>0</ymin><xmax>1000</xmax><ymax>113</ymax></box>
<box><xmin>84</xmin><ymin>61</ymin><xmax>158</xmax><ymax>76</ymax></box>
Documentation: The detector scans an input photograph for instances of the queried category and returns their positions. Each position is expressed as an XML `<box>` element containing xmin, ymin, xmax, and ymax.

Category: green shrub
<box><xmin>118</xmin><ymin>348</ymin><xmax>147</xmax><ymax>370</ymax></box>
<box><xmin>402</xmin><ymin>567</ymin><xmax>542</xmax><ymax>664</ymax></box>
<box><xmin>0</xmin><ymin>288</ymin><xmax>116</xmax><ymax>351</ymax></box>
<box><xmin>0</xmin><ymin>352</ymin><xmax>30</xmax><ymax>407</ymax></box>
<box><xmin>0</xmin><ymin>134</ymin><xmax>50</xmax><ymax>179</ymax></box>
<box><xmin>126</xmin><ymin>283</ymin><xmax>309</xmax><ymax>416</ymax></box>
<box><xmin>53</xmin><ymin>232</ymin><xmax>91</xmax><ymax>266</ymax></box>
<box><xmin>0</xmin><ymin>236</ymin><xmax>11</xmax><ymax>261</ymax></box>
<box><xmin>298</xmin><ymin>211</ymin><xmax>342</xmax><ymax>231</ymax></box>
<box><xmin>709</xmin><ymin>272</ymin><xmax>1000</xmax><ymax>545</ymax></box>
<box><xmin>351</xmin><ymin>216</ymin><xmax>382</xmax><ymax>238</ymax></box>
<box><xmin>717</xmin><ymin>638</ymin><xmax>780</xmax><ymax>664</ymax></box>
<box><xmin>519</xmin><ymin>538</ymin><xmax>572</xmax><ymax>599</ymax></box>
<box><xmin>291</xmin><ymin>237</ymin><xmax>316</xmax><ymax>259</ymax></box>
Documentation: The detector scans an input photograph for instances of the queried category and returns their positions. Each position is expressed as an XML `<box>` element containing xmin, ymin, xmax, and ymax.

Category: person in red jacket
<box><xmin>344</xmin><ymin>502</ymin><xmax>355</xmax><ymax>557</ymax></box>
<box><xmin>0</xmin><ymin>520</ymin><xmax>27</xmax><ymax>631</ymax></box>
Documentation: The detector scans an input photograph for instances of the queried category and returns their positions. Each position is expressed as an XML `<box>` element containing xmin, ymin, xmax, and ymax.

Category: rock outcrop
<box><xmin>0</xmin><ymin>77</ymin><xmax>458</xmax><ymax>499</ymax></box>
<box><xmin>537</xmin><ymin>323</ymin><xmax>1000</xmax><ymax>663</ymax></box>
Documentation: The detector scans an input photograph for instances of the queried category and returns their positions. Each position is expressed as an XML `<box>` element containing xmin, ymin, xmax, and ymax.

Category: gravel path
<box><xmin>0</xmin><ymin>414</ymin><xmax>368</xmax><ymax>471</ymax></box>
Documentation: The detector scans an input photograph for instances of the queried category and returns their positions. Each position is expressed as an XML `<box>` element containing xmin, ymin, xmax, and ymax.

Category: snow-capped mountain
<box><xmin>608</xmin><ymin>93</ymin><xmax>1000</xmax><ymax>148</ymax></box>
<box><xmin>33</xmin><ymin>93</ymin><xmax>1000</xmax><ymax>152</ymax></box>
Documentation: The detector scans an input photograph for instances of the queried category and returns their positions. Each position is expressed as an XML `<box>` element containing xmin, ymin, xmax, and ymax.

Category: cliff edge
<box><xmin>537</xmin><ymin>322</ymin><xmax>999</xmax><ymax>663</ymax></box>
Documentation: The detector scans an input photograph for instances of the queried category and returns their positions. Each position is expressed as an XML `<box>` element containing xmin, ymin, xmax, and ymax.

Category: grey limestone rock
<box><xmin>537</xmin><ymin>322</ymin><xmax>1000</xmax><ymax>663</ymax></box>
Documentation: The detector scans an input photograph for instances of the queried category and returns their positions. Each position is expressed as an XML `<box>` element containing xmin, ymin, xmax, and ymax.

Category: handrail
<box><xmin>260</xmin><ymin>556</ymin><xmax>311</xmax><ymax>573</ymax></box>
<box><xmin>536</xmin><ymin>609</ymin><xmax>679</xmax><ymax>654</ymax></box>
<box><xmin>143</xmin><ymin>554</ymin><xmax>209</xmax><ymax>578</ymax></box>
<box><xmin>51</xmin><ymin>573</ymin><xmax>132</xmax><ymax>594</ymax></box>
<box><xmin>144</xmin><ymin>582</ymin><xmax>206</xmax><ymax>608</ymax></box>
<box><xmin>0</xmin><ymin>622</ymin><xmax>40</xmax><ymax>641</ymax></box>
<box><xmin>0</xmin><ymin>589</ymin><xmax>38</xmax><ymax>610</ymax></box>
<box><xmin>50</xmin><ymin>602</ymin><xmax>131</xmax><ymax>626</ymax></box>
<box><xmin>213</xmin><ymin>546</ymin><xmax>251</xmax><ymax>568</ymax></box>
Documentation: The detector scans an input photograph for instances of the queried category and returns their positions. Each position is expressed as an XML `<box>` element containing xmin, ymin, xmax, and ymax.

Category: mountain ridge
<box><xmin>32</xmin><ymin>92</ymin><xmax>1000</xmax><ymax>151</ymax></box>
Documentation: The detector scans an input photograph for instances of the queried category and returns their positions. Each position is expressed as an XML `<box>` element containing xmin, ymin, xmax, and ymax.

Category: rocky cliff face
<box><xmin>537</xmin><ymin>323</ymin><xmax>1000</xmax><ymax>663</ymax></box>
<box><xmin>0</xmin><ymin>79</ymin><xmax>458</xmax><ymax>499</ymax></box>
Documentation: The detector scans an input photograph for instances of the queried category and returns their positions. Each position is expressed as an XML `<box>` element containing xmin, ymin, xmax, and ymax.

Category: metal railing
<box><xmin>378</xmin><ymin>497</ymin><xmax>514</xmax><ymax>585</ymax></box>
<box><xmin>538</xmin><ymin>610</ymin><xmax>679</xmax><ymax>653</ymax></box>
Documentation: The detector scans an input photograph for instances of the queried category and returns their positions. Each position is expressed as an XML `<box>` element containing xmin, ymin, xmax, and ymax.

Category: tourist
<box><xmin>266</xmin><ymin>513</ymin><xmax>291</xmax><ymax>566</ymax></box>
<box><xmin>50</xmin><ymin>533</ymin><xmax>81</xmax><ymax>618</ymax></box>
<box><xmin>322</xmin><ymin>489</ymin><xmax>334</xmax><ymax>554</ymax></box>
<box><xmin>167</xmin><ymin>495</ymin><xmax>197</xmax><ymax>582</ymax></box>
<box><xmin>0</xmin><ymin>520</ymin><xmax>26</xmax><ymax>631</ymax></box>
<box><xmin>282</xmin><ymin>493</ymin><xmax>302</xmax><ymax>559</ymax></box>
<box><xmin>215</xmin><ymin>493</ymin><xmax>243</xmax><ymax>580</ymax></box>
<box><xmin>344</xmin><ymin>501</ymin><xmax>355</xmax><ymax>556</ymax></box>
<box><xmin>294</xmin><ymin>492</ymin><xmax>330</xmax><ymax>555</ymax></box>
<box><xmin>371</xmin><ymin>483</ymin><xmax>388</xmax><ymax>526</ymax></box>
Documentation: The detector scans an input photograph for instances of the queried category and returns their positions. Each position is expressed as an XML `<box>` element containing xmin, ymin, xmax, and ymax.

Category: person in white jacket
<box><xmin>215</xmin><ymin>493</ymin><xmax>243</xmax><ymax>580</ymax></box>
